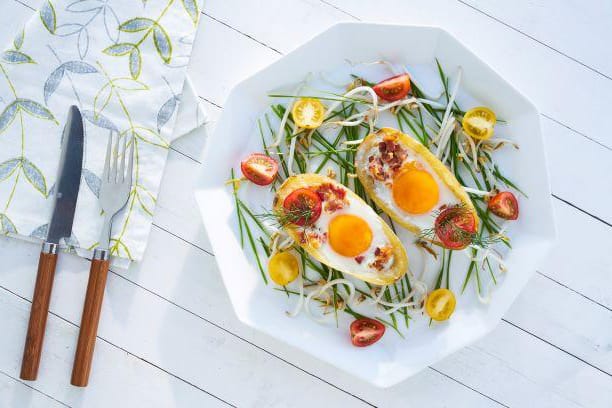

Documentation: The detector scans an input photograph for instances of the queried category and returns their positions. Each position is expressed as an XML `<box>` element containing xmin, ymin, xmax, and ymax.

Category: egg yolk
<box><xmin>392</xmin><ymin>163</ymin><xmax>439</xmax><ymax>214</ymax></box>
<box><xmin>328</xmin><ymin>214</ymin><xmax>373</xmax><ymax>257</ymax></box>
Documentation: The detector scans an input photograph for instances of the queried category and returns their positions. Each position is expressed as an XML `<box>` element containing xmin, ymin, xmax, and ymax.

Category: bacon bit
<box><xmin>369</xmin><ymin>246</ymin><xmax>393</xmax><ymax>271</ymax></box>
<box><xmin>354</xmin><ymin>255</ymin><xmax>365</xmax><ymax>264</ymax></box>
<box><xmin>367</xmin><ymin>136</ymin><xmax>408</xmax><ymax>182</ymax></box>
<box><xmin>316</xmin><ymin>183</ymin><xmax>348</xmax><ymax>213</ymax></box>
<box><xmin>298</xmin><ymin>229</ymin><xmax>327</xmax><ymax>249</ymax></box>
<box><xmin>368</xmin><ymin>156</ymin><xmax>386</xmax><ymax>181</ymax></box>
<box><xmin>379</xmin><ymin>138</ymin><xmax>407</xmax><ymax>173</ymax></box>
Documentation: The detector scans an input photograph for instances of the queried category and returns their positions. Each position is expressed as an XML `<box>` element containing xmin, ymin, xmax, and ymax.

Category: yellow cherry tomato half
<box><xmin>292</xmin><ymin>98</ymin><xmax>325</xmax><ymax>129</ymax></box>
<box><xmin>425</xmin><ymin>288</ymin><xmax>456</xmax><ymax>321</ymax></box>
<box><xmin>268</xmin><ymin>252</ymin><xmax>299</xmax><ymax>286</ymax></box>
<box><xmin>462</xmin><ymin>107</ymin><xmax>496</xmax><ymax>140</ymax></box>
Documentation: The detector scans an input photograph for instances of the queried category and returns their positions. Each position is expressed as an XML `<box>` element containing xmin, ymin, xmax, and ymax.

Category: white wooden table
<box><xmin>1</xmin><ymin>1</ymin><xmax>611</xmax><ymax>407</ymax></box>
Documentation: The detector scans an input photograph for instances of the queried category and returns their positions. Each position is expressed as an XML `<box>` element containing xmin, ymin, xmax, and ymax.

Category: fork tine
<box><xmin>119</xmin><ymin>133</ymin><xmax>127</xmax><ymax>182</ymax></box>
<box><xmin>126</xmin><ymin>136</ymin><xmax>134</xmax><ymax>185</ymax></box>
<box><xmin>111</xmin><ymin>132</ymin><xmax>119</xmax><ymax>183</ymax></box>
<box><xmin>103</xmin><ymin>131</ymin><xmax>112</xmax><ymax>182</ymax></box>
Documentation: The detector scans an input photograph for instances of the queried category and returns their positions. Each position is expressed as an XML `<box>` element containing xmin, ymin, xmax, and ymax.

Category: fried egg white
<box><xmin>355</xmin><ymin>128</ymin><xmax>478</xmax><ymax>235</ymax></box>
<box><xmin>273</xmin><ymin>174</ymin><xmax>408</xmax><ymax>285</ymax></box>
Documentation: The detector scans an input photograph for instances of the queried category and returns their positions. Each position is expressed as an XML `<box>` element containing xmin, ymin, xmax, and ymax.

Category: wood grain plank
<box><xmin>156</xmin><ymin>143</ymin><xmax>612</xmax><ymax>372</ymax></box>
<box><xmin>202</xmin><ymin>0</ymin><xmax>612</xmax><ymax>149</ymax></box>
<box><xmin>6</xmin><ymin>0</ymin><xmax>612</xmax><ymax>406</ymax></box>
<box><xmin>180</xmin><ymin>14</ymin><xmax>612</xmax><ymax>306</ymax></box>
<box><xmin>0</xmin><ymin>287</ymin><xmax>231</xmax><ymax>408</ymax></box>
<box><xmin>459</xmin><ymin>0</ymin><xmax>612</xmax><ymax>79</ymax></box>
<box><xmin>0</xmin><ymin>241</ymin><xmax>378</xmax><ymax>407</ymax></box>
<box><xmin>0</xmin><ymin>238</ymin><xmax>503</xmax><ymax>408</ymax></box>
<box><xmin>0</xmin><ymin>370</ymin><xmax>67</xmax><ymax>408</ymax></box>
<box><xmin>192</xmin><ymin>5</ymin><xmax>612</xmax><ymax>226</ymax></box>
<box><xmin>116</xmin><ymin>197</ymin><xmax>612</xmax><ymax>408</ymax></box>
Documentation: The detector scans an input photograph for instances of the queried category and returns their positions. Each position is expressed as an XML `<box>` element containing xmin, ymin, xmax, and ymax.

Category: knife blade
<box><xmin>20</xmin><ymin>105</ymin><xmax>84</xmax><ymax>381</ymax></box>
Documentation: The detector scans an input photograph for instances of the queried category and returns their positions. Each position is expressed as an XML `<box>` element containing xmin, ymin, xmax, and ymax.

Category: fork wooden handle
<box><xmin>20</xmin><ymin>243</ymin><xmax>58</xmax><ymax>381</ymax></box>
<box><xmin>71</xmin><ymin>249</ymin><xmax>110</xmax><ymax>387</ymax></box>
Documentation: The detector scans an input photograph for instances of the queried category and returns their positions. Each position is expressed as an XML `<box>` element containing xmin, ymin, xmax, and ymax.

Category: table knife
<box><xmin>20</xmin><ymin>105</ymin><xmax>84</xmax><ymax>381</ymax></box>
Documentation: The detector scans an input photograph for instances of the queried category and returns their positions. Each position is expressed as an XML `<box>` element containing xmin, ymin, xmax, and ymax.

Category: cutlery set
<box><xmin>19</xmin><ymin>106</ymin><xmax>134</xmax><ymax>387</ymax></box>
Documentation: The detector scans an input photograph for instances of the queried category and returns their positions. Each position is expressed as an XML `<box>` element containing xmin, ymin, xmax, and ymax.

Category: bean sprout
<box><xmin>271</xmin><ymin>81</ymin><xmax>306</xmax><ymax>147</ymax></box>
<box><xmin>286</xmin><ymin>268</ymin><xmax>304</xmax><ymax>317</ymax></box>
<box><xmin>305</xmin><ymin>279</ymin><xmax>356</xmax><ymax>323</ymax></box>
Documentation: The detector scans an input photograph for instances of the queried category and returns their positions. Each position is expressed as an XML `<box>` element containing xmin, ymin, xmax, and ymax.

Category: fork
<box><xmin>71</xmin><ymin>132</ymin><xmax>134</xmax><ymax>387</ymax></box>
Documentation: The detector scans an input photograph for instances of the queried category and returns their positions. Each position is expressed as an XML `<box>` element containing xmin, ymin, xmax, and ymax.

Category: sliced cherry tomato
<box><xmin>350</xmin><ymin>318</ymin><xmax>385</xmax><ymax>347</ymax></box>
<box><xmin>240</xmin><ymin>153</ymin><xmax>278</xmax><ymax>186</ymax></box>
<box><xmin>373</xmin><ymin>74</ymin><xmax>411</xmax><ymax>102</ymax></box>
<box><xmin>292</xmin><ymin>98</ymin><xmax>325</xmax><ymax>129</ymax></box>
<box><xmin>425</xmin><ymin>288</ymin><xmax>456</xmax><ymax>321</ymax></box>
<box><xmin>462</xmin><ymin>107</ymin><xmax>496</xmax><ymax>140</ymax></box>
<box><xmin>488</xmin><ymin>191</ymin><xmax>519</xmax><ymax>220</ymax></box>
<box><xmin>434</xmin><ymin>206</ymin><xmax>477</xmax><ymax>250</ymax></box>
<box><xmin>283</xmin><ymin>188</ymin><xmax>322</xmax><ymax>226</ymax></box>
<box><xmin>268</xmin><ymin>251</ymin><xmax>299</xmax><ymax>286</ymax></box>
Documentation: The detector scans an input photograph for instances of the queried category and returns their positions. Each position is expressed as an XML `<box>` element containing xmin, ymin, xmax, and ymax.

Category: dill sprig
<box><xmin>257</xmin><ymin>204</ymin><xmax>314</xmax><ymax>229</ymax></box>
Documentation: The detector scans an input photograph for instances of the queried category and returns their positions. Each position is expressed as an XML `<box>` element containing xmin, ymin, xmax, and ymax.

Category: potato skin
<box><xmin>274</xmin><ymin>173</ymin><xmax>408</xmax><ymax>285</ymax></box>
<box><xmin>355</xmin><ymin>128</ymin><xmax>479</xmax><ymax>235</ymax></box>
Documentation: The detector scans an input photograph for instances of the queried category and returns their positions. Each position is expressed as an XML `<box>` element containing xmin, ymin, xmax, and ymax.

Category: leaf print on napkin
<box><xmin>81</xmin><ymin>110</ymin><xmax>118</xmax><ymax>132</ymax></box>
<box><xmin>17</xmin><ymin>99</ymin><xmax>56</xmax><ymax>121</ymax></box>
<box><xmin>119</xmin><ymin>18</ymin><xmax>154</xmax><ymax>32</ymax></box>
<box><xmin>0</xmin><ymin>214</ymin><xmax>17</xmax><ymax>234</ymax></box>
<box><xmin>129</xmin><ymin>48</ymin><xmax>141</xmax><ymax>79</ymax></box>
<box><xmin>13</xmin><ymin>29</ymin><xmax>25</xmax><ymax>50</ymax></box>
<box><xmin>93</xmin><ymin>83</ymin><xmax>113</xmax><ymax>118</ymax></box>
<box><xmin>30</xmin><ymin>223</ymin><xmax>48</xmax><ymax>240</ymax></box>
<box><xmin>1</xmin><ymin>51</ymin><xmax>35</xmax><ymax>64</ymax></box>
<box><xmin>40</xmin><ymin>1</ymin><xmax>57</xmax><ymax>34</ymax></box>
<box><xmin>113</xmin><ymin>78</ymin><xmax>148</xmax><ymax>91</ymax></box>
<box><xmin>135</xmin><ymin>185</ymin><xmax>157</xmax><ymax>217</ymax></box>
<box><xmin>103</xmin><ymin>5</ymin><xmax>120</xmax><ymax>43</ymax></box>
<box><xmin>44</xmin><ymin>61</ymin><xmax>97</xmax><ymax>104</ymax></box>
<box><xmin>66</xmin><ymin>0</ymin><xmax>104</xmax><ymax>13</ymax></box>
<box><xmin>157</xmin><ymin>95</ymin><xmax>179</xmax><ymax>132</ymax></box>
<box><xmin>153</xmin><ymin>25</ymin><xmax>172</xmax><ymax>64</ymax></box>
<box><xmin>83</xmin><ymin>168</ymin><xmax>101</xmax><ymax>197</ymax></box>
<box><xmin>55</xmin><ymin>23</ymin><xmax>84</xmax><ymax>37</ymax></box>
<box><xmin>0</xmin><ymin>102</ymin><xmax>19</xmax><ymax>133</ymax></box>
<box><xmin>77</xmin><ymin>28</ymin><xmax>90</xmax><ymax>59</ymax></box>
<box><xmin>0</xmin><ymin>158</ymin><xmax>20</xmax><ymax>182</ymax></box>
<box><xmin>180</xmin><ymin>0</ymin><xmax>200</xmax><ymax>26</ymax></box>
<box><xmin>109</xmin><ymin>2</ymin><xmax>179</xmax><ymax>77</ymax></box>
<box><xmin>21</xmin><ymin>158</ymin><xmax>47</xmax><ymax>197</ymax></box>
<box><xmin>103</xmin><ymin>43</ymin><xmax>135</xmax><ymax>56</ymax></box>
<box><xmin>133</xmin><ymin>127</ymin><xmax>169</xmax><ymax>149</ymax></box>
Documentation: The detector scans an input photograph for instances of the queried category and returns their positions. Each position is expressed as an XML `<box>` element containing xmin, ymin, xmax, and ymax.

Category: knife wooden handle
<box><xmin>71</xmin><ymin>250</ymin><xmax>110</xmax><ymax>387</ymax></box>
<box><xmin>20</xmin><ymin>244</ymin><xmax>58</xmax><ymax>381</ymax></box>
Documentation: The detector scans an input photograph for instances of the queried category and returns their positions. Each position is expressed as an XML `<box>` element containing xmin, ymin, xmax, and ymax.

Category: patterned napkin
<box><xmin>0</xmin><ymin>0</ymin><xmax>206</xmax><ymax>266</ymax></box>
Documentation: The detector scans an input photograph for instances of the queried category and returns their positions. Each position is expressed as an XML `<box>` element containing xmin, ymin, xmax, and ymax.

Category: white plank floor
<box><xmin>1</xmin><ymin>1</ymin><xmax>611</xmax><ymax>407</ymax></box>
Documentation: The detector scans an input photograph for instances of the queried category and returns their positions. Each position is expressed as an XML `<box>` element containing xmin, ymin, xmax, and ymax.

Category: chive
<box><xmin>268</xmin><ymin>94</ymin><xmax>370</xmax><ymax>105</ymax></box>
<box><xmin>244</xmin><ymin>215</ymin><xmax>267</xmax><ymax>284</ymax></box>
<box><xmin>230</xmin><ymin>169</ymin><xmax>245</xmax><ymax>247</ymax></box>
<box><xmin>445</xmin><ymin>250</ymin><xmax>453</xmax><ymax>289</ymax></box>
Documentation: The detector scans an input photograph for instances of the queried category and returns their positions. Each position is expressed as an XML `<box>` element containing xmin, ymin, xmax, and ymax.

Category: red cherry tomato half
<box><xmin>240</xmin><ymin>153</ymin><xmax>278</xmax><ymax>186</ymax></box>
<box><xmin>434</xmin><ymin>206</ymin><xmax>477</xmax><ymax>250</ymax></box>
<box><xmin>373</xmin><ymin>74</ymin><xmax>411</xmax><ymax>102</ymax></box>
<box><xmin>283</xmin><ymin>188</ymin><xmax>322</xmax><ymax>226</ymax></box>
<box><xmin>350</xmin><ymin>318</ymin><xmax>385</xmax><ymax>347</ymax></box>
<box><xmin>488</xmin><ymin>191</ymin><xmax>519</xmax><ymax>220</ymax></box>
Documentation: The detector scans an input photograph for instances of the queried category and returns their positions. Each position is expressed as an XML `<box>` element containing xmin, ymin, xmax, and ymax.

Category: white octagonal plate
<box><xmin>194</xmin><ymin>22</ymin><xmax>555</xmax><ymax>387</ymax></box>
